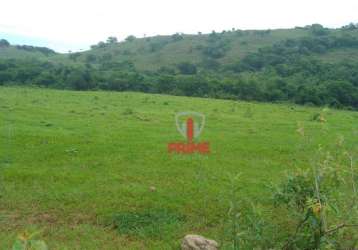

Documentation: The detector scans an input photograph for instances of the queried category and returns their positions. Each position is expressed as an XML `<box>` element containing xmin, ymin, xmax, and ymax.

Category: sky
<box><xmin>0</xmin><ymin>0</ymin><xmax>357</xmax><ymax>53</ymax></box>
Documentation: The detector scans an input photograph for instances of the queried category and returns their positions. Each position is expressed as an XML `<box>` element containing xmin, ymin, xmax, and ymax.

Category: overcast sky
<box><xmin>1</xmin><ymin>0</ymin><xmax>357</xmax><ymax>52</ymax></box>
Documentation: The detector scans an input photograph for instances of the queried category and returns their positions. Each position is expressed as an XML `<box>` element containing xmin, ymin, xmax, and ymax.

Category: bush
<box><xmin>12</xmin><ymin>231</ymin><xmax>48</xmax><ymax>250</ymax></box>
<box><xmin>223</xmin><ymin>134</ymin><xmax>358</xmax><ymax>249</ymax></box>
<box><xmin>177</xmin><ymin>62</ymin><xmax>197</xmax><ymax>75</ymax></box>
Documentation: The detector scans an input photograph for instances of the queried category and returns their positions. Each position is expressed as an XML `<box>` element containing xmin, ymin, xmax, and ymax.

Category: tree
<box><xmin>157</xmin><ymin>75</ymin><xmax>176</xmax><ymax>93</ymax></box>
<box><xmin>342</xmin><ymin>23</ymin><xmax>358</xmax><ymax>30</ymax></box>
<box><xmin>85</xmin><ymin>54</ymin><xmax>97</xmax><ymax>63</ymax></box>
<box><xmin>101</xmin><ymin>53</ymin><xmax>113</xmax><ymax>62</ymax></box>
<box><xmin>95</xmin><ymin>41</ymin><xmax>106</xmax><ymax>49</ymax></box>
<box><xmin>68</xmin><ymin>52</ymin><xmax>81</xmax><ymax>62</ymax></box>
<box><xmin>310</xmin><ymin>24</ymin><xmax>329</xmax><ymax>36</ymax></box>
<box><xmin>0</xmin><ymin>39</ymin><xmax>10</xmax><ymax>47</ymax></box>
<box><xmin>177</xmin><ymin>62</ymin><xmax>197</xmax><ymax>75</ymax></box>
<box><xmin>125</xmin><ymin>35</ymin><xmax>136</xmax><ymax>42</ymax></box>
<box><xmin>148</xmin><ymin>41</ymin><xmax>167</xmax><ymax>52</ymax></box>
<box><xmin>107</xmin><ymin>36</ymin><xmax>118</xmax><ymax>44</ymax></box>
<box><xmin>327</xmin><ymin>80</ymin><xmax>357</xmax><ymax>107</ymax></box>
<box><xmin>67</xmin><ymin>69</ymin><xmax>94</xmax><ymax>90</ymax></box>
<box><xmin>171</xmin><ymin>33</ymin><xmax>184</xmax><ymax>42</ymax></box>
<box><xmin>0</xmin><ymin>71</ymin><xmax>12</xmax><ymax>84</ymax></box>
<box><xmin>201</xmin><ymin>58</ymin><xmax>220</xmax><ymax>70</ymax></box>
<box><xmin>177</xmin><ymin>76</ymin><xmax>209</xmax><ymax>96</ymax></box>
<box><xmin>157</xmin><ymin>66</ymin><xmax>176</xmax><ymax>75</ymax></box>
<box><xmin>36</xmin><ymin>72</ymin><xmax>56</xmax><ymax>86</ymax></box>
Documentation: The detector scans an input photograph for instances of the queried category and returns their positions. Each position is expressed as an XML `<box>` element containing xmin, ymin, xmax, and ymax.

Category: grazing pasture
<box><xmin>0</xmin><ymin>86</ymin><xmax>357</xmax><ymax>249</ymax></box>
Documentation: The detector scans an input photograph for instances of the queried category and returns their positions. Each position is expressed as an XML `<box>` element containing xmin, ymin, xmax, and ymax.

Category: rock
<box><xmin>181</xmin><ymin>234</ymin><xmax>219</xmax><ymax>250</ymax></box>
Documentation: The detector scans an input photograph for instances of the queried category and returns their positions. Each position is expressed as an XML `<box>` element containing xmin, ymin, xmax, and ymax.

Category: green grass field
<box><xmin>0</xmin><ymin>87</ymin><xmax>357</xmax><ymax>249</ymax></box>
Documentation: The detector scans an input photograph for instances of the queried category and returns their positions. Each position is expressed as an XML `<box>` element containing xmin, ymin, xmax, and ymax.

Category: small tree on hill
<box><xmin>0</xmin><ymin>39</ymin><xmax>10</xmax><ymax>47</ymax></box>
<box><xmin>125</xmin><ymin>35</ymin><xmax>136</xmax><ymax>42</ymax></box>
<box><xmin>310</xmin><ymin>24</ymin><xmax>329</xmax><ymax>36</ymax></box>
<box><xmin>107</xmin><ymin>36</ymin><xmax>118</xmax><ymax>44</ymax></box>
<box><xmin>171</xmin><ymin>33</ymin><xmax>184</xmax><ymax>42</ymax></box>
<box><xmin>68</xmin><ymin>52</ymin><xmax>81</xmax><ymax>62</ymax></box>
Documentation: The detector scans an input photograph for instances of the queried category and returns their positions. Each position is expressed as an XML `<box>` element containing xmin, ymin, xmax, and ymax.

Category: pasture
<box><xmin>0</xmin><ymin>86</ymin><xmax>357</xmax><ymax>249</ymax></box>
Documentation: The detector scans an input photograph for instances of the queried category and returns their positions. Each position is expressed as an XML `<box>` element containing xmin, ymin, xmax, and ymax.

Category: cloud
<box><xmin>1</xmin><ymin>0</ymin><xmax>357</xmax><ymax>52</ymax></box>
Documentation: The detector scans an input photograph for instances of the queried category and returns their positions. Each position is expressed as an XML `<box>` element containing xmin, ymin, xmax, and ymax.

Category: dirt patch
<box><xmin>0</xmin><ymin>209</ymin><xmax>98</xmax><ymax>231</ymax></box>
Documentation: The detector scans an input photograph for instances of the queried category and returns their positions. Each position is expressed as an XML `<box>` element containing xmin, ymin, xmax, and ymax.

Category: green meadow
<box><xmin>0</xmin><ymin>86</ymin><xmax>357</xmax><ymax>249</ymax></box>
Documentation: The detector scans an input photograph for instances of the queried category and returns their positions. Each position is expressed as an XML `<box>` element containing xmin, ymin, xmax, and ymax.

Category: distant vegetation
<box><xmin>0</xmin><ymin>23</ymin><xmax>358</xmax><ymax>109</ymax></box>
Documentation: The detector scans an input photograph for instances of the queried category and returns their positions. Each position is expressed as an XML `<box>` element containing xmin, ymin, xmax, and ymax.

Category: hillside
<box><xmin>75</xmin><ymin>27</ymin><xmax>358</xmax><ymax>71</ymax></box>
<box><xmin>75</xmin><ymin>28</ymin><xmax>313</xmax><ymax>71</ymax></box>
<box><xmin>0</xmin><ymin>86</ymin><xmax>357</xmax><ymax>248</ymax></box>
<box><xmin>1</xmin><ymin>24</ymin><xmax>358</xmax><ymax>109</ymax></box>
<box><xmin>2</xmin><ymin>25</ymin><xmax>358</xmax><ymax>70</ymax></box>
<box><xmin>0</xmin><ymin>40</ymin><xmax>56</xmax><ymax>60</ymax></box>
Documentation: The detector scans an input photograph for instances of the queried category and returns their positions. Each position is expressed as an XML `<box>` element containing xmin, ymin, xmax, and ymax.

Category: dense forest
<box><xmin>1</xmin><ymin>23</ymin><xmax>358</xmax><ymax>109</ymax></box>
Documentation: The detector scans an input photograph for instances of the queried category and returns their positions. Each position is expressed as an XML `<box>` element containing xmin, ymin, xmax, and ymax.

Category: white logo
<box><xmin>175</xmin><ymin>111</ymin><xmax>206</xmax><ymax>140</ymax></box>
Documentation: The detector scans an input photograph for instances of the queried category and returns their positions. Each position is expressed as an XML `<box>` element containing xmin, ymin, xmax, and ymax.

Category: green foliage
<box><xmin>67</xmin><ymin>68</ymin><xmax>95</xmax><ymax>90</ymax></box>
<box><xmin>270</xmin><ymin>137</ymin><xmax>358</xmax><ymax>249</ymax></box>
<box><xmin>122</xmin><ymin>107</ymin><xmax>134</xmax><ymax>115</ymax></box>
<box><xmin>309</xmin><ymin>24</ymin><xmax>330</xmax><ymax>36</ymax></box>
<box><xmin>177</xmin><ymin>62</ymin><xmax>197</xmax><ymax>75</ymax></box>
<box><xmin>14</xmin><ymin>45</ymin><xmax>55</xmax><ymax>56</ymax></box>
<box><xmin>310</xmin><ymin>112</ymin><xmax>326</xmax><ymax>122</ymax></box>
<box><xmin>200</xmin><ymin>58</ymin><xmax>220</xmax><ymax>70</ymax></box>
<box><xmin>106</xmin><ymin>36</ymin><xmax>118</xmax><ymax>44</ymax></box>
<box><xmin>68</xmin><ymin>52</ymin><xmax>81</xmax><ymax>62</ymax></box>
<box><xmin>12</xmin><ymin>231</ymin><xmax>48</xmax><ymax>250</ymax></box>
<box><xmin>0</xmin><ymin>39</ymin><xmax>10</xmax><ymax>47</ymax></box>
<box><xmin>112</xmin><ymin>210</ymin><xmax>184</xmax><ymax>238</ymax></box>
<box><xmin>90</xmin><ymin>41</ymin><xmax>106</xmax><ymax>49</ymax></box>
<box><xmin>171</xmin><ymin>33</ymin><xmax>184</xmax><ymax>42</ymax></box>
<box><xmin>157</xmin><ymin>66</ymin><xmax>176</xmax><ymax>75</ymax></box>
<box><xmin>148</xmin><ymin>40</ymin><xmax>168</xmax><ymax>52</ymax></box>
<box><xmin>342</xmin><ymin>23</ymin><xmax>358</xmax><ymax>30</ymax></box>
<box><xmin>125</xmin><ymin>35</ymin><xmax>136</xmax><ymax>42</ymax></box>
<box><xmin>85</xmin><ymin>54</ymin><xmax>97</xmax><ymax>63</ymax></box>
<box><xmin>201</xmin><ymin>33</ymin><xmax>230</xmax><ymax>59</ymax></box>
<box><xmin>273</xmin><ymin>170</ymin><xmax>315</xmax><ymax>210</ymax></box>
<box><xmin>1</xmin><ymin>24</ymin><xmax>358</xmax><ymax>109</ymax></box>
<box><xmin>221</xmin><ymin>136</ymin><xmax>358</xmax><ymax>249</ymax></box>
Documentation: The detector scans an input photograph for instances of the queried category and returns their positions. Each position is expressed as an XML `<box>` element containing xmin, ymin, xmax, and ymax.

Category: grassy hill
<box><xmin>2</xmin><ymin>26</ymin><xmax>358</xmax><ymax>71</ymax></box>
<box><xmin>78</xmin><ymin>27</ymin><xmax>358</xmax><ymax>71</ymax></box>
<box><xmin>76</xmin><ymin>28</ymin><xmax>314</xmax><ymax>71</ymax></box>
<box><xmin>0</xmin><ymin>44</ymin><xmax>57</xmax><ymax>60</ymax></box>
<box><xmin>0</xmin><ymin>86</ymin><xmax>357</xmax><ymax>249</ymax></box>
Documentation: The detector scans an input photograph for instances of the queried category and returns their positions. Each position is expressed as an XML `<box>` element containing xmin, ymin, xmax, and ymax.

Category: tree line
<box><xmin>0</xmin><ymin>30</ymin><xmax>357</xmax><ymax>109</ymax></box>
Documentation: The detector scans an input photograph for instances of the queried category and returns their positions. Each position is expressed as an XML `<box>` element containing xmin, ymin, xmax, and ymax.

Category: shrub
<box><xmin>177</xmin><ymin>62</ymin><xmax>197</xmax><ymax>75</ymax></box>
<box><xmin>12</xmin><ymin>231</ymin><xmax>48</xmax><ymax>250</ymax></box>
